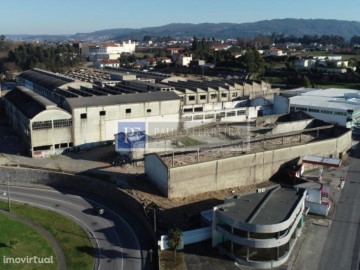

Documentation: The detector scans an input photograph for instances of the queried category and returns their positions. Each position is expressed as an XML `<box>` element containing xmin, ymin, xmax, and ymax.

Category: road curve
<box><xmin>0</xmin><ymin>186</ymin><xmax>143</xmax><ymax>270</ymax></box>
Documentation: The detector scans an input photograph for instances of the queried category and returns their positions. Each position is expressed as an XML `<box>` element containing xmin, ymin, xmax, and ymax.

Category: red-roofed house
<box><xmin>210</xmin><ymin>44</ymin><xmax>232</xmax><ymax>51</ymax></box>
<box><xmin>94</xmin><ymin>59</ymin><xmax>120</xmax><ymax>69</ymax></box>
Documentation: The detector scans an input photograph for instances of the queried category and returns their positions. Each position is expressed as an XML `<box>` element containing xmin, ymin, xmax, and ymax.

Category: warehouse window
<box><xmin>99</xmin><ymin>110</ymin><xmax>106</xmax><ymax>116</ymax></box>
<box><xmin>32</xmin><ymin>121</ymin><xmax>52</xmax><ymax>130</ymax></box>
<box><xmin>221</xmin><ymin>93</ymin><xmax>227</xmax><ymax>98</ymax></box>
<box><xmin>308</xmin><ymin>108</ymin><xmax>320</xmax><ymax>113</ymax></box>
<box><xmin>147</xmin><ymin>109</ymin><xmax>152</xmax><ymax>113</ymax></box>
<box><xmin>184</xmin><ymin>108</ymin><xmax>193</xmax><ymax>113</ymax></box>
<box><xmin>125</xmin><ymin>108</ymin><xmax>131</xmax><ymax>114</ymax></box>
<box><xmin>54</xmin><ymin>119</ymin><xmax>72</xmax><ymax>128</ymax></box>
<box><xmin>80</xmin><ymin>113</ymin><xmax>87</xmax><ymax>119</ymax></box>
<box><xmin>188</xmin><ymin>96</ymin><xmax>195</xmax><ymax>101</ymax></box>
<box><xmin>200</xmin><ymin>95</ymin><xmax>206</xmax><ymax>100</ymax></box>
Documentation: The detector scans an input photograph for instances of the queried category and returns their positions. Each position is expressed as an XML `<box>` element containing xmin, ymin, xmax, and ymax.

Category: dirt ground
<box><xmin>117</xmin><ymin>166</ymin><xmax>277</xmax><ymax>233</ymax></box>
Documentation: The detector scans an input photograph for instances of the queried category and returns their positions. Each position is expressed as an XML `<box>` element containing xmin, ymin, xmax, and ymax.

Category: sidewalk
<box><xmin>283</xmin><ymin>163</ymin><xmax>349</xmax><ymax>270</ymax></box>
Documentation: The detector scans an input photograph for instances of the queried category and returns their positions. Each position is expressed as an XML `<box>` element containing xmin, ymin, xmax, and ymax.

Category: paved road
<box><xmin>0</xmin><ymin>186</ymin><xmax>143</xmax><ymax>270</ymax></box>
<box><xmin>318</xmin><ymin>148</ymin><xmax>360</xmax><ymax>270</ymax></box>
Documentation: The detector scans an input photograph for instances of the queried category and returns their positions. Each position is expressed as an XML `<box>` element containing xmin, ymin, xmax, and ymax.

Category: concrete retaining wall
<box><xmin>144</xmin><ymin>154</ymin><xmax>169</xmax><ymax>196</ymax></box>
<box><xmin>146</xmin><ymin>130</ymin><xmax>351</xmax><ymax>198</ymax></box>
<box><xmin>271</xmin><ymin>119</ymin><xmax>314</xmax><ymax>134</ymax></box>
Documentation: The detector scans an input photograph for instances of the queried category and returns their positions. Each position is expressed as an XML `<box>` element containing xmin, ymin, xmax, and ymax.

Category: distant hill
<box><xmin>7</xmin><ymin>19</ymin><xmax>360</xmax><ymax>41</ymax></box>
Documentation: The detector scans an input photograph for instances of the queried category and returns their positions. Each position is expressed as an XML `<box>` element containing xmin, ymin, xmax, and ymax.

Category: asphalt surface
<box><xmin>0</xmin><ymin>186</ymin><xmax>143</xmax><ymax>270</ymax></box>
<box><xmin>318</xmin><ymin>147</ymin><xmax>360</xmax><ymax>270</ymax></box>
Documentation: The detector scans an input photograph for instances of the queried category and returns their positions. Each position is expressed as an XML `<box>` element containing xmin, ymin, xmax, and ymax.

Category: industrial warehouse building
<box><xmin>4</xmin><ymin>86</ymin><xmax>73</xmax><ymax>157</ymax></box>
<box><xmin>7</xmin><ymin>68</ymin><xmax>281</xmax><ymax>157</ymax></box>
<box><xmin>62</xmin><ymin>91</ymin><xmax>181</xmax><ymax>148</ymax></box>
<box><xmin>9</xmin><ymin>68</ymin><xmax>181</xmax><ymax>157</ymax></box>
<box><xmin>284</xmin><ymin>87</ymin><xmax>360</xmax><ymax>128</ymax></box>
<box><xmin>212</xmin><ymin>185</ymin><xmax>307</xmax><ymax>268</ymax></box>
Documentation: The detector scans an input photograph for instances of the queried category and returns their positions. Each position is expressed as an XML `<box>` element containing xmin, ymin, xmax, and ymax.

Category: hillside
<box><xmin>7</xmin><ymin>19</ymin><xmax>360</xmax><ymax>41</ymax></box>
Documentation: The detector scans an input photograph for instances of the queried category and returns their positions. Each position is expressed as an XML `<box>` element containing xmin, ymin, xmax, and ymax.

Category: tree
<box><xmin>350</xmin><ymin>35</ymin><xmax>360</xmax><ymax>46</ymax></box>
<box><xmin>240</xmin><ymin>48</ymin><xmax>265</xmax><ymax>74</ymax></box>
<box><xmin>191</xmin><ymin>36</ymin><xmax>199</xmax><ymax>51</ymax></box>
<box><xmin>166</xmin><ymin>227</ymin><xmax>182</xmax><ymax>262</ymax></box>
<box><xmin>0</xmin><ymin>35</ymin><xmax>5</xmax><ymax>51</ymax></box>
<box><xmin>302</xmin><ymin>75</ymin><xmax>311</xmax><ymax>88</ymax></box>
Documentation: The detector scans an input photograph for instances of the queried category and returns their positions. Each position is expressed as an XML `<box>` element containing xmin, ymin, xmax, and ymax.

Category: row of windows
<box><xmin>54</xmin><ymin>119</ymin><xmax>72</xmax><ymax>128</ymax></box>
<box><xmin>32</xmin><ymin>119</ymin><xmax>72</xmax><ymax>130</ymax></box>
<box><xmin>308</xmin><ymin>108</ymin><xmax>319</xmax><ymax>113</ymax></box>
<box><xmin>32</xmin><ymin>121</ymin><xmax>52</xmax><ymax>130</ymax></box>
<box><xmin>80</xmin><ymin>108</ymin><xmax>153</xmax><ymax>119</ymax></box>
<box><xmin>292</xmin><ymin>107</ymin><xmax>347</xmax><ymax>116</ymax></box>
<box><xmin>187</xmin><ymin>93</ymin><xmax>233</xmax><ymax>101</ymax></box>
<box><xmin>334</xmin><ymin>111</ymin><xmax>347</xmax><ymax>116</ymax></box>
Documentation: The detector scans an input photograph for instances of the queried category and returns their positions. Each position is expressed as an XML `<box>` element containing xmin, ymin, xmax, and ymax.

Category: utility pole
<box><xmin>153</xmin><ymin>208</ymin><xmax>157</xmax><ymax>233</ymax></box>
<box><xmin>7</xmin><ymin>179</ymin><xmax>11</xmax><ymax>212</ymax></box>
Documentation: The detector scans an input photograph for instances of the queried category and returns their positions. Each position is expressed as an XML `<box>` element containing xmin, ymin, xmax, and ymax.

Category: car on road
<box><xmin>94</xmin><ymin>207</ymin><xmax>104</xmax><ymax>215</ymax></box>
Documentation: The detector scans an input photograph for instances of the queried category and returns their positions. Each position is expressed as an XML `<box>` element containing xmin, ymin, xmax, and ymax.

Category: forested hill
<box><xmin>6</xmin><ymin>19</ymin><xmax>360</xmax><ymax>41</ymax></box>
<box><xmin>71</xmin><ymin>19</ymin><xmax>360</xmax><ymax>41</ymax></box>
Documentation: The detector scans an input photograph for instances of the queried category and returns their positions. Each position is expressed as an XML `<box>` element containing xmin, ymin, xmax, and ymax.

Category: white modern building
<box><xmin>88</xmin><ymin>41</ymin><xmax>136</xmax><ymax>61</ymax></box>
<box><xmin>212</xmin><ymin>185</ymin><xmax>307</xmax><ymax>268</ymax></box>
<box><xmin>287</xmin><ymin>88</ymin><xmax>360</xmax><ymax>128</ymax></box>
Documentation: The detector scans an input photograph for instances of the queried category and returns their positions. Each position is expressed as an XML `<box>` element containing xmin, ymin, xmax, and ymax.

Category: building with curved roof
<box><xmin>212</xmin><ymin>185</ymin><xmax>307</xmax><ymax>268</ymax></box>
<box><xmin>4</xmin><ymin>86</ymin><xmax>73</xmax><ymax>157</ymax></box>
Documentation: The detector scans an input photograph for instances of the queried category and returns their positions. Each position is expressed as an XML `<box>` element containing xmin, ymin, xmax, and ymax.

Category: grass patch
<box><xmin>315</xmin><ymin>82</ymin><xmax>360</xmax><ymax>90</ymax></box>
<box><xmin>134</xmin><ymin>52</ymin><xmax>155</xmax><ymax>58</ymax></box>
<box><xmin>0</xmin><ymin>202</ymin><xmax>94</xmax><ymax>270</ymax></box>
<box><xmin>0</xmin><ymin>213</ymin><xmax>57</xmax><ymax>270</ymax></box>
<box><xmin>179</xmin><ymin>137</ymin><xmax>202</xmax><ymax>147</ymax></box>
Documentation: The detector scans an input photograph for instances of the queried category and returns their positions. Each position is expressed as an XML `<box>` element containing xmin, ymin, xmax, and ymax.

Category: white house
<box><xmin>94</xmin><ymin>59</ymin><xmax>120</xmax><ymax>69</ymax></box>
<box><xmin>265</xmin><ymin>48</ymin><xmax>284</xmax><ymax>56</ymax></box>
<box><xmin>178</xmin><ymin>54</ymin><xmax>193</xmax><ymax>66</ymax></box>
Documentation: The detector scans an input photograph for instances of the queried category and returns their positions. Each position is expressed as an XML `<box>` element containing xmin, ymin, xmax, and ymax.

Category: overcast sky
<box><xmin>1</xmin><ymin>0</ymin><xmax>360</xmax><ymax>35</ymax></box>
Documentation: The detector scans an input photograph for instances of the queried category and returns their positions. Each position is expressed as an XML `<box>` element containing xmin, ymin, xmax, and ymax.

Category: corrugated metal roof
<box><xmin>4</xmin><ymin>86</ymin><xmax>57</xmax><ymax>119</ymax></box>
<box><xmin>64</xmin><ymin>91</ymin><xmax>181</xmax><ymax>109</ymax></box>
<box><xmin>289</xmin><ymin>88</ymin><xmax>360</xmax><ymax>111</ymax></box>
<box><xmin>18</xmin><ymin>69</ymin><xmax>73</xmax><ymax>91</ymax></box>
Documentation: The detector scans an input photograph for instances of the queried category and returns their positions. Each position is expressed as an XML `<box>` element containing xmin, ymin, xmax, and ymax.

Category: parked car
<box><xmin>94</xmin><ymin>207</ymin><xmax>104</xmax><ymax>215</ymax></box>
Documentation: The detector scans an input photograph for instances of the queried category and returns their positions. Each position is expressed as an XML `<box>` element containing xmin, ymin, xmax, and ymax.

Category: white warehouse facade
<box><xmin>287</xmin><ymin>88</ymin><xmax>360</xmax><ymax>128</ymax></box>
<box><xmin>62</xmin><ymin>91</ymin><xmax>181</xmax><ymax>148</ymax></box>
<box><xmin>4</xmin><ymin>86</ymin><xmax>73</xmax><ymax>158</ymax></box>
